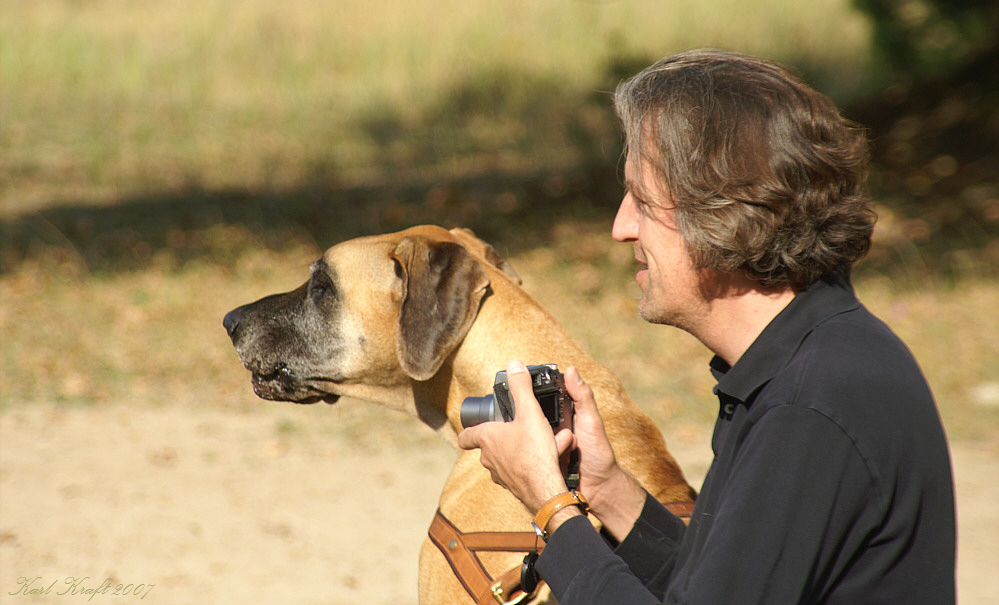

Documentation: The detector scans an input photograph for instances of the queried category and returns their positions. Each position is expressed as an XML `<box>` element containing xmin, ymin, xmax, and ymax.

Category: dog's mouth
<box><xmin>250</xmin><ymin>363</ymin><xmax>341</xmax><ymax>405</ymax></box>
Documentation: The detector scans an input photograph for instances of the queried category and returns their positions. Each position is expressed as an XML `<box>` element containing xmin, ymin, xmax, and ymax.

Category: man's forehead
<box><xmin>624</xmin><ymin>154</ymin><xmax>669</xmax><ymax>203</ymax></box>
<box><xmin>623</xmin><ymin>154</ymin><xmax>645</xmax><ymax>189</ymax></box>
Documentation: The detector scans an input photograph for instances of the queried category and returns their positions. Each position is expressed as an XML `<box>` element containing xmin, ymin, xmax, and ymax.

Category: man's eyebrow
<box><xmin>624</xmin><ymin>177</ymin><xmax>650</xmax><ymax>199</ymax></box>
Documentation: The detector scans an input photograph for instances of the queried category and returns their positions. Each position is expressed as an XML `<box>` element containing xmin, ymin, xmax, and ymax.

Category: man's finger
<box><xmin>505</xmin><ymin>359</ymin><xmax>546</xmax><ymax>423</ymax></box>
<box><xmin>457</xmin><ymin>426</ymin><xmax>480</xmax><ymax>451</ymax></box>
<box><xmin>565</xmin><ymin>366</ymin><xmax>596</xmax><ymax>412</ymax></box>
<box><xmin>565</xmin><ymin>365</ymin><xmax>608</xmax><ymax>440</ymax></box>
<box><xmin>554</xmin><ymin>428</ymin><xmax>576</xmax><ymax>455</ymax></box>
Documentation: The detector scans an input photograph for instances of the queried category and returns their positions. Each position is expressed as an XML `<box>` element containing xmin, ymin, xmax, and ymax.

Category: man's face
<box><xmin>612</xmin><ymin>155</ymin><xmax>711</xmax><ymax>330</ymax></box>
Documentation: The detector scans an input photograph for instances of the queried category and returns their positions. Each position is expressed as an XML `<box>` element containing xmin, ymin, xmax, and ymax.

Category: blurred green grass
<box><xmin>1</xmin><ymin>0</ymin><xmax>873</xmax><ymax>212</ymax></box>
<box><xmin>1</xmin><ymin>0</ymin><xmax>997</xmax><ymax>445</ymax></box>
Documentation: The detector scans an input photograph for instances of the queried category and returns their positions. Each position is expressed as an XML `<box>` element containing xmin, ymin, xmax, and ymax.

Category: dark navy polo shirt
<box><xmin>537</xmin><ymin>268</ymin><xmax>956</xmax><ymax>604</ymax></box>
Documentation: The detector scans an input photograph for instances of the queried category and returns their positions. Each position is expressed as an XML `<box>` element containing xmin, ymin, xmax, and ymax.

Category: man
<box><xmin>457</xmin><ymin>49</ymin><xmax>955</xmax><ymax>604</ymax></box>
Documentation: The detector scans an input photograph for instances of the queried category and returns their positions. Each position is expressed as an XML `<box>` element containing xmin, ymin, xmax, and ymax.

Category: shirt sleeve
<box><xmin>535</xmin><ymin>494</ymin><xmax>687</xmax><ymax>604</ymax></box>
<box><xmin>534</xmin><ymin>515</ymin><xmax>663</xmax><ymax>605</ymax></box>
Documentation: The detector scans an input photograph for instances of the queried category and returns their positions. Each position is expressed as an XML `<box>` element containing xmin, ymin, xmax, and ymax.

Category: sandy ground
<box><xmin>1</xmin><ymin>402</ymin><xmax>996</xmax><ymax>605</ymax></box>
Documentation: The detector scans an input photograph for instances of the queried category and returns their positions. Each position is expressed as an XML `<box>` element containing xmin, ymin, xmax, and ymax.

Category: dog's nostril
<box><xmin>223</xmin><ymin>309</ymin><xmax>241</xmax><ymax>339</ymax></box>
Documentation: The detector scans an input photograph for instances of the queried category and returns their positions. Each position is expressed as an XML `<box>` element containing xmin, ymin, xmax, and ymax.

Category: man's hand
<box><xmin>458</xmin><ymin>360</ymin><xmax>647</xmax><ymax>541</ymax></box>
<box><xmin>562</xmin><ymin>365</ymin><xmax>647</xmax><ymax>541</ymax></box>
<box><xmin>457</xmin><ymin>360</ymin><xmax>570</xmax><ymax>513</ymax></box>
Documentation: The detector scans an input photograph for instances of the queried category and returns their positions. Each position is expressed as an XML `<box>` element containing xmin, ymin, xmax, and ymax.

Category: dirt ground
<box><xmin>1</xmin><ymin>401</ymin><xmax>996</xmax><ymax>605</ymax></box>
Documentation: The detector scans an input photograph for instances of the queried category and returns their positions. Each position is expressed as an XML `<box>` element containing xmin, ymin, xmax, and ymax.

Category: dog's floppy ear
<box><xmin>448</xmin><ymin>227</ymin><xmax>522</xmax><ymax>285</ymax></box>
<box><xmin>391</xmin><ymin>236</ymin><xmax>491</xmax><ymax>381</ymax></box>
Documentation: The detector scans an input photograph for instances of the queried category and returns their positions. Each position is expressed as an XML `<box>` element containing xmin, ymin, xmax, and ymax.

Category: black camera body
<box><xmin>460</xmin><ymin>364</ymin><xmax>573</xmax><ymax>433</ymax></box>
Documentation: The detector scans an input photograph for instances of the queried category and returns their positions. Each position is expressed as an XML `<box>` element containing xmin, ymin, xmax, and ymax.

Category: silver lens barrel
<box><xmin>460</xmin><ymin>395</ymin><xmax>500</xmax><ymax>428</ymax></box>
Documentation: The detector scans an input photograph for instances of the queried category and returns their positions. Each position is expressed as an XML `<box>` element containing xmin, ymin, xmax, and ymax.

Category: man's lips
<box><xmin>635</xmin><ymin>268</ymin><xmax>649</xmax><ymax>287</ymax></box>
<box><xmin>634</xmin><ymin>254</ymin><xmax>648</xmax><ymax>283</ymax></box>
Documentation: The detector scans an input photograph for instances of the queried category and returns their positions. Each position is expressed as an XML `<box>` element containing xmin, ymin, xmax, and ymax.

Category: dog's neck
<box><xmin>409</xmin><ymin>263</ymin><xmax>598</xmax><ymax>447</ymax></box>
<box><xmin>437</xmin><ymin>302</ymin><xmax>584</xmax><ymax>445</ymax></box>
<box><xmin>410</xmin><ymin>364</ymin><xmax>468</xmax><ymax>447</ymax></box>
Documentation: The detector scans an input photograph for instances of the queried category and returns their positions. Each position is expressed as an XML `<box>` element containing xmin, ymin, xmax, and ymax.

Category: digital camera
<box><xmin>460</xmin><ymin>364</ymin><xmax>573</xmax><ymax>432</ymax></box>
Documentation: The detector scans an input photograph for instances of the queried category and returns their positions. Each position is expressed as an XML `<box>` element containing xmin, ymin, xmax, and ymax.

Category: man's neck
<box><xmin>692</xmin><ymin>275</ymin><xmax>797</xmax><ymax>367</ymax></box>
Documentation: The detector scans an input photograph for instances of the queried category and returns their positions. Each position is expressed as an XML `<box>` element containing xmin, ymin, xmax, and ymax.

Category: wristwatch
<box><xmin>531</xmin><ymin>490</ymin><xmax>589</xmax><ymax>542</ymax></box>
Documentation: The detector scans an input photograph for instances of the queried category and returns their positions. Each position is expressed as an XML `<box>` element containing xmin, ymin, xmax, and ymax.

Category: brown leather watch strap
<box><xmin>531</xmin><ymin>491</ymin><xmax>589</xmax><ymax>542</ymax></box>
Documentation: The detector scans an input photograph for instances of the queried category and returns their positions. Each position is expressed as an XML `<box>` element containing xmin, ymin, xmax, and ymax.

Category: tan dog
<box><xmin>223</xmin><ymin>225</ymin><xmax>696</xmax><ymax>604</ymax></box>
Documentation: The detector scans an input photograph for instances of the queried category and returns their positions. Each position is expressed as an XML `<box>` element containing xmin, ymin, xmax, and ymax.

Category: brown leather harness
<box><xmin>429</xmin><ymin>501</ymin><xmax>696</xmax><ymax>605</ymax></box>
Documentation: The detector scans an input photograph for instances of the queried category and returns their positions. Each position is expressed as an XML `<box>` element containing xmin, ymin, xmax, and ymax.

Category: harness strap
<box><xmin>428</xmin><ymin>501</ymin><xmax>696</xmax><ymax>604</ymax></box>
<box><xmin>428</xmin><ymin>510</ymin><xmax>542</xmax><ymax>604</ymax></box>
<box><xmin>666</xmin><ymin>500</ymin><xmax>696</xmax><ymax>520</ymax></box>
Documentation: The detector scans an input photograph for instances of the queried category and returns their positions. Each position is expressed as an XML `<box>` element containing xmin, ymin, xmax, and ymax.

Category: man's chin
<box><xmin>638</xmin><ymin>297</ymin><xmax>683</xmax><ymax>329</ymax></box>
<box><xmin>637</xmin><ymin>298</ymin><xmax>663</xmax><ymax>324</ymax></box>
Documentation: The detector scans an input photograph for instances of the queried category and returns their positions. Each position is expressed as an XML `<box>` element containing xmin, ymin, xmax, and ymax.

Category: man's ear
<box><xmin>391</xmin><ymin>236</ymin><xmax>491</xmax><ymax>381</ymax></box>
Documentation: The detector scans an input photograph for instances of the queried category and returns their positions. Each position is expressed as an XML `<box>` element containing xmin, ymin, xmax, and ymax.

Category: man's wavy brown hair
<box><xmin>614</xmin><ymin>49</ymin><xmax>876</xmax><ymax>290</ymax></box>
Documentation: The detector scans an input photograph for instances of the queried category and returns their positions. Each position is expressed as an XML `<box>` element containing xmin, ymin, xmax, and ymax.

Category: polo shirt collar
<box><xmin>710</xmin><ymin>267</ymin><xmax>862</xmax><ymax>406</ymax></box>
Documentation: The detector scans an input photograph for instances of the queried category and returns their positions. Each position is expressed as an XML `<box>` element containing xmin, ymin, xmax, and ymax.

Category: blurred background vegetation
<box><xmin>1</xmin><ymin>0</ymin><xmax>997</xmax><ymax>441</ymax></box>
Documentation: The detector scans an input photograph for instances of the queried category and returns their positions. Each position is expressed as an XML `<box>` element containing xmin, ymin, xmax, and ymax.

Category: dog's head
<box><xmin>223</xmin><ymin>226</ymin><xmax>519</xmax><ymax>408</ymax></box>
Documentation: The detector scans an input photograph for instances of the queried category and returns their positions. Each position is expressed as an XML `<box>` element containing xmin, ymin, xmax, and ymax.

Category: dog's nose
<box><xmin>223</xmin><ymin>308</ymin><xmax>242</xmax><ymax>341</ymax></box>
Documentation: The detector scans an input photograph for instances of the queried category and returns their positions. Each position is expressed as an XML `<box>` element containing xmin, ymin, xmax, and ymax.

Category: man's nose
<box><xmin>612</xmin><ymin>193</ymin><xmax>639</xmax><ymax>242</ymax></box>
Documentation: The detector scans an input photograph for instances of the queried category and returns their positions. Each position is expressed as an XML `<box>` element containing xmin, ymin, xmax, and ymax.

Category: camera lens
<box><xmin>460</xmin><ymin>395</ymin><xmax>499</xmax><ymax>428</ymax></box>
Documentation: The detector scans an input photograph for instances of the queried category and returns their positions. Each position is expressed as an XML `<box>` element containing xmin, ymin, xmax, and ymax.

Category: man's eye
<box><xmin>635</xmin><ymin>196</ymin><xmax>653</xmax><ymax>216</ymax></box>
<box><xmin>626</xmin><ymin>187</ymin><xmax>650</xmax><ymax>213</ymax></box>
